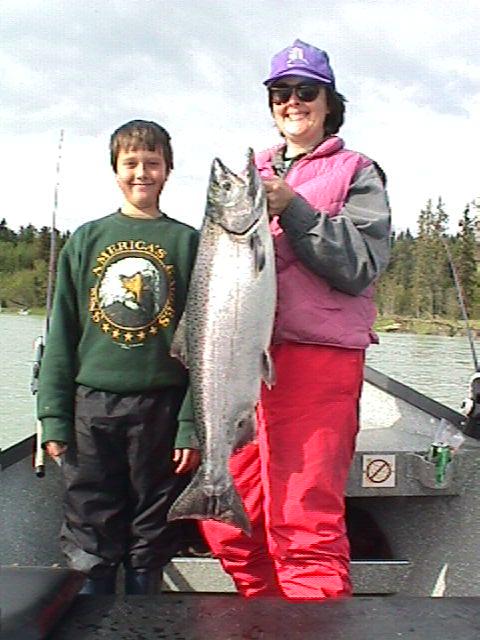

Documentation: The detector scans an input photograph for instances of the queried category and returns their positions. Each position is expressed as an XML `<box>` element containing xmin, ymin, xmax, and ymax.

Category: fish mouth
<box><xmin>207</xmin><ymin>149</ymin><xmax>266</xmax><ymax>235</ymax></box>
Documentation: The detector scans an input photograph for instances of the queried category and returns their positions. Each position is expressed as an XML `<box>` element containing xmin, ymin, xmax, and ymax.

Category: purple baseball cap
<box><xmin>263</xmin><ymin>39</ymin><xmax>335</xmax><ymax>87</ymax></box>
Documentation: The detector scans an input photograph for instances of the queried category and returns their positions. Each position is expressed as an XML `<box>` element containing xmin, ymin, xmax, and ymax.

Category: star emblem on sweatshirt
<box><xmin>89</xmin><ymin>240</ymin><xmax>175</xmax><ymax>345</ymax></box>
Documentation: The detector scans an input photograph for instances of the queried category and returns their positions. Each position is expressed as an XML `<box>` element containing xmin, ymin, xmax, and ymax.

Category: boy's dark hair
<box><xmin>268</xmin><ymin>85</ymin><xmax>346</xmax><ymax>136</ymax></box>
<box><xmin>110</xmin><ymin>120</ymin><xmax>174</xmax><ymax>172</ymax></box>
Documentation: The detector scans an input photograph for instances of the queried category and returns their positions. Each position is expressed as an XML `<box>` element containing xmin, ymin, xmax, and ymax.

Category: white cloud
<box><xmin>345</xmin><ymin>79</ymin><xmax>480</xmax><ymax>233</ymax></box>
<box><xmin>0</xmin><ymin>0</ymin><xmax>479</xmax><ymax>234</ymax></box>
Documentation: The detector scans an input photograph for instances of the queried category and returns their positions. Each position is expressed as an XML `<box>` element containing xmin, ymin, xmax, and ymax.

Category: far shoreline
<box><xmin>375</xmin><ymin>315</ymin><xmax>480</xmax><ymax>338</ymax></box>
<box><xmin>3</xmin><ymin>308</ymin><xmax>480</xmax><ymax>339</ymax></box>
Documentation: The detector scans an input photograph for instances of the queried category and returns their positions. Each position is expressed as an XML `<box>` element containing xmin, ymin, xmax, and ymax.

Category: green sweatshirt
<box><xmin>37</xmin><ymin>211</ymin><xmax>199</xmax><ymax>449</ymax></box>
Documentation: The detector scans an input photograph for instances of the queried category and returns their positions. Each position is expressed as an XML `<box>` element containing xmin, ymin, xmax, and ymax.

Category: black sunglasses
<box><xmin>268</xmin><ymin>83</ymin><xmax>323</xmax><ymax>105</ymax></box>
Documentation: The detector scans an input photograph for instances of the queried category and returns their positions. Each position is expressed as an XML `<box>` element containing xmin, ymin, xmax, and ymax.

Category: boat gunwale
<box><xmin>0</xmin><ymin>367</ymin><xmax>466</xmax><ymax>472</ymax></box>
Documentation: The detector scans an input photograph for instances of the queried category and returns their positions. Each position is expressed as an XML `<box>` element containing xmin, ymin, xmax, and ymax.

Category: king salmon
<box><xmin>168</xmin><ymin>149</ymin><xmax>276</xmax><ymax>534</ymax></box>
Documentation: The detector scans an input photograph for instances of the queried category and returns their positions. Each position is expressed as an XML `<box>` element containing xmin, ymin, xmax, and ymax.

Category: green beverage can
<box><xmin>428</xmin><ymin>443</ymin><xmax>452</xmax><ymax>485</ymax></box>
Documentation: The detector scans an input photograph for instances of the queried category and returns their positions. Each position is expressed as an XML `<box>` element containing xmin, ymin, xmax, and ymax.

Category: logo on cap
<box><xmin>287</xmin><ymin>46</ymin><xmax>308</xmax><ymax>67</ymax></box>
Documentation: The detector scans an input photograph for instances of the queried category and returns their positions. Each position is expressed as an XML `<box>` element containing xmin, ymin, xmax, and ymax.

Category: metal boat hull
<box><xmin>2</xmin><ymin>366</ymin><xmax>479</xmax><ymax>598</ymax></box>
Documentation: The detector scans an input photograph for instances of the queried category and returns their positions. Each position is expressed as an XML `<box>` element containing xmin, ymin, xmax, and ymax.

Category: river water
<box><xmin>1</xmin><ymin>313</ymin><xmax>477</xmax><ymax>450</ymax></box>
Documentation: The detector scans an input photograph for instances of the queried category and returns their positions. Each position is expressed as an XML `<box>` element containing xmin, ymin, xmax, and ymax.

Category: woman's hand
<box><xmin>262</xmin><ymin>177</ymin><xmax>296</xmax><ymax>217</ymax></box>
<box><xmin>173</xmin><ymin>448</ymin><xmax>201</xmax><ymax>474</ymax></box>
<box><xmin>45</xmin><ymin>440</ymin><xmax>68</xmax><ymax>459</ymax></box>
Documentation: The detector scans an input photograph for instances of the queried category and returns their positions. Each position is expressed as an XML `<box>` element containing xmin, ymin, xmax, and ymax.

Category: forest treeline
<box><xmin>376</xmin><ymin>198</ymin><xmax>479</xmax><ymax>320</ymax></box>
<box><xmin>0</xmin><ymin>197</ymin><xmax>479</xmax><ymax>317</ymax></box>
<box><xmin>0</xmin><ymin>220</ymin><xmax>70</xmax><ymax>310</ymax></box>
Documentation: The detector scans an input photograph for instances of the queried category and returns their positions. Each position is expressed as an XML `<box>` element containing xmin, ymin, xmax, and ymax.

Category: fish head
<box><xmin>206</xmin><ymin>149</ymin><xmax>266</xmax><ymax>235</ymax></box>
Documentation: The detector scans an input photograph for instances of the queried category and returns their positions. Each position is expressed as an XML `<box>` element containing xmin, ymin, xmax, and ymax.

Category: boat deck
<box><xmin>50</xmin><ymin>594</ymin><xmax>480</xmax><ymax>640</ymax></box>
<box><xmin>3</xmin><ymin>566</ymin><xmax>480</xmax><ymax>640</ymax></box>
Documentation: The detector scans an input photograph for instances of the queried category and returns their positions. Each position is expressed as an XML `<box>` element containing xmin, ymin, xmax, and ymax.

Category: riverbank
<box><xmin>2</xmin><ymin>309</ymin><xmax>480</xmax><ymax>338</ymax></box>
<box><xmin>375</xmin><ymin>315</ymin><xmax>480</xmax><ymax>337</ymax></box>
<box><xmin>1</xmin><ymin>308</ymin><xmax>45</xmax><ymax>316</ymax></box>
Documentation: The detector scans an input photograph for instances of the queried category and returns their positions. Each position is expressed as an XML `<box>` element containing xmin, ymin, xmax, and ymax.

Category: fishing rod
<box><xmin>31</xmin><ymin>129</ymin><xmax>64</xmax><ymax>476</ymax></box>
<box><xmin>439</xmin><ymin>231</ymin><xmax>480</xmax><ymax>439</ymax></box>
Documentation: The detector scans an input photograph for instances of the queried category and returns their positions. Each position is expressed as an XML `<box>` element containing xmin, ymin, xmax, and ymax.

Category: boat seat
<box><xmin>0</xmin><ymin>565</ymin><xmax>85</xmax><ymax>640</ymax></box>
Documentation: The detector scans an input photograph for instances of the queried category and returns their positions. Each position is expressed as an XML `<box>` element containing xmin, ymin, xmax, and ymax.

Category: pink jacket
<box><xmin>256</xmin><ymin>136</ymin><xmax>391</xmax><ymax>349</ymax></box>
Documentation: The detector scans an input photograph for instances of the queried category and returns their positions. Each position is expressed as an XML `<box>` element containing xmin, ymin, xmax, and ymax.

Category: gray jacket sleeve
<box><xmin>279</xmin><ymin>163</ymin><xmax>391</xmax><ymax>295</ymax></box>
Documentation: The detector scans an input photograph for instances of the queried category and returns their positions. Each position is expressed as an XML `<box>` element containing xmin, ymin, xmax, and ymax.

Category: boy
<box><xmin>38</xmin><ymin>120</ymin><xmax>200</xmax><ymax>595</ymax></box>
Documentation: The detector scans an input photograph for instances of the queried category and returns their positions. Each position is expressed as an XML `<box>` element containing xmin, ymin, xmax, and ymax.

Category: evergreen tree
<box><xmin>376</xmin><ymin>229</ymin><xmax>417</xmax><ymax>316</ymax></box>
<box><xmin>431</xmin><ymin>197</ymin><xmax>452</xmax><ymax>316</ymax></box>
<box><xmin>0</xmin><ymin>218</ymin><xmax>16</xmax><ymax>243</ymax></box>
<box><xmin>411</xmin><ymin>197</ymin><xmax>453</xmax><ymax>317</ymax></box>
<box><xmin>392</xmin><ymin>229</ymin><xmax>415</xmax><ymax>315</ymax></box>
<box><xmin>38</xmin><ymin>226</ymin><xmax>52</xmax><ymax>263</ymax></box>
<box><xmin>412</xmin><ymin>199</ymin><xmax>435</xmax><ymax>316</ymax></box>
<box><xmin>452</xmin><ymin>204</ymin><xmax>478</xmax><ymax>316</ymax></box>
<box><xmin>17</xmin><ymin>224</ymin><xmax>36</xmax><ymax>243</ymax></box>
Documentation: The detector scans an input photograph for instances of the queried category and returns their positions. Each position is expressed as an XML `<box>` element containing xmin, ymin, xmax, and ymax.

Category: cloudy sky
<box><xmin>1</xmin><ymin>0</ymin><xmax>479</xmax><ymax>234</ymax></box>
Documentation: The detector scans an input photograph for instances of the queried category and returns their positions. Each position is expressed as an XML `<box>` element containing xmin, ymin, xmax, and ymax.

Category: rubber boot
<box><xmin>79</xmin><ymin>569</ymin><xmax>117</xmax><ymax>595</ymax></box>
<box><xmin>124</xmin><ymin>568</ymin><xmax>164</xmax><ymax>595</ymax></box>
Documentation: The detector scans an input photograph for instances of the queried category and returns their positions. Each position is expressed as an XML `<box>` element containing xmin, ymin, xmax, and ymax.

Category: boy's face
<box><xmin>115</xmin><ymin>146</ymin><xmax>168</xmax><ymax>213</ymax></box>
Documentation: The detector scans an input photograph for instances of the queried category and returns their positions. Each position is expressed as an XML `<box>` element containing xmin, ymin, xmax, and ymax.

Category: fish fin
<box><xmin>246</xmin><ymin>147</ymin><xmax>268</xmax><ymax>218</ymax></box>
<box><xmin>170</xmin><ymin>313</ymin><xmax>189</xmax><ymax>368</ymax></box>
<box><xmin>233</xmin><ymin>412</ymin><xmax>257</xmax><ymax>451</ymax></box>
<box><xmin>262</xmin><ymin>350</ymin><xmax>276</xmax><ymax>389</ymax></box>
<box><xmin>168</xmin><ymin>468</ymin><xmax>251</xmax><ymax>535</ymax></box>
<box><xmin>250</xmin><ymin>231</ymin><xmax>266</xmax><ymax>273</ymax></box>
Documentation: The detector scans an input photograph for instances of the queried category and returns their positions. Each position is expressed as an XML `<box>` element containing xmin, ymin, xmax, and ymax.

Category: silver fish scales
<box><xmin>168</xmin><ymin>149</ymin><xmax>276</xmax><ymax>534</ymax></box>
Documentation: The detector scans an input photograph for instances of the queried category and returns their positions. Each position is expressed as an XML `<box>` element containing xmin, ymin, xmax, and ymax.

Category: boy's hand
<box><xmin>173</xmin><ymin>448</ymin><xmax>201</xmax><ymax>474</ymax></box>
<box><xmin>45</xmin><ymin>440</ymin><xmax>68</xmax><ymax>459</ymax></box>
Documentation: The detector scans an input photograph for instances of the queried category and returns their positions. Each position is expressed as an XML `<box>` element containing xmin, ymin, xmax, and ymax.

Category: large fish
<box><xmin>168</xmin><ymin>149</ymin><xmax>276</xmax><ymax>534</ymax></box>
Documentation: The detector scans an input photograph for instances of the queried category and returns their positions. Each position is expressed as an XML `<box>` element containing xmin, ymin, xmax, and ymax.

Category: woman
<box><xmin>199</xmin><ymin>39</ymin><xmax>391</xmax><ymax>599</ymax></box>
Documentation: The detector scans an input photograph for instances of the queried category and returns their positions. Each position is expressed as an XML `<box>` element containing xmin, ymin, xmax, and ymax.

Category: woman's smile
<box><xmin>271</xmin><ymin>78</ymin><xmax>330</xmax><ymax>153</ymax></box>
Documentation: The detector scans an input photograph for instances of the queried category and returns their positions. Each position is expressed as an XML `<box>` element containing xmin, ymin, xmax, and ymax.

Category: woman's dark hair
<box><xmin>268</xmin><ymin>85</ymin><xmax>346</xmax><ymax>136</ymax></box>
<box><xmin>324</xmin><ymin>87</ymin><xmax>346</xmax><ymax>136</ymax></box>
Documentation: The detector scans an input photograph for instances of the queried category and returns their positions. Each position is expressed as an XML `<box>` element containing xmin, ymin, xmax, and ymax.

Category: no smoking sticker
<box><xmin>362</xmin><ymin>454</ymin><xmax>396</xmax><ymax>487</ymax></box>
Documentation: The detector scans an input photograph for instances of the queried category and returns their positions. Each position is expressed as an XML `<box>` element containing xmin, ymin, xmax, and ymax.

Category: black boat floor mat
<box><xmin>49</xmin><ymin>593</ymin><xmax>480</xmax><ymax>640</ymax></box>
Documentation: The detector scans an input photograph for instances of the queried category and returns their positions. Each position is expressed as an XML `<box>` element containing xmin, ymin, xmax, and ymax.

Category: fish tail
<box><xmin>168</xmin><ymin>471</ymin><xmax>251</xmax><ymax>535</ymax></box>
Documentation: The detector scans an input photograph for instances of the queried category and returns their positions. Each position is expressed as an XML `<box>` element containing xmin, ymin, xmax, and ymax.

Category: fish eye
<box><xmin>222</xmin><ymin>181</ymin><xmax>232</xmax><ymax>191</ymax></box>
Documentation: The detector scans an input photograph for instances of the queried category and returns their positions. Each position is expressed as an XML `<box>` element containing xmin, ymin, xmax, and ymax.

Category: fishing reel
<box><xmin>30</xmin><ymin>335</ymin><xmax>44</xmax><ymax>395</ymax></box>
<box><xmin>461</xmin><ymin>372</ymin><xmax>480</xmax><ymax>440</ymax></box>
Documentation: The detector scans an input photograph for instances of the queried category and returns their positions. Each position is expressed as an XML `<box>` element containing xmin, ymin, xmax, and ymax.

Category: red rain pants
<box><xmin>199</xmin><ymin>343</ymin><xmax>365</xmax><ymax>599</ymax></box>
